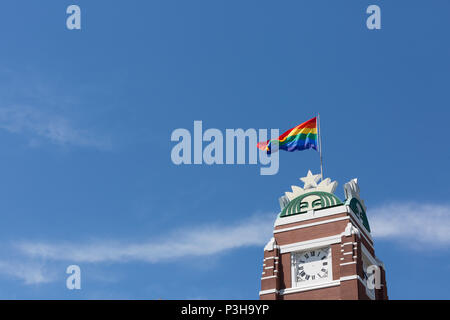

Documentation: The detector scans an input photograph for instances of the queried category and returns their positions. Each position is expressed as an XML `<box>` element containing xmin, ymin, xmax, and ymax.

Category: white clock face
<box><xmin>293</xmin><ymin>247</ymin><xmax>331</xmax><ymax>285</ymax></box>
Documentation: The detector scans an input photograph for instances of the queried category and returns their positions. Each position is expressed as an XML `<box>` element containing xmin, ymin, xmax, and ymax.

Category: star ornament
<box><xmin>300</xmin><ymin>170</ymin><xmax>322</xmax><ymax>189</ymax></box>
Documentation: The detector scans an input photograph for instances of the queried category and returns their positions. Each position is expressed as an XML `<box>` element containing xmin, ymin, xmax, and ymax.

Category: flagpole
<box><xmin>318</xmin><ymin>113</ymin><xmax>324</xmax><ymax>180</ymax></box>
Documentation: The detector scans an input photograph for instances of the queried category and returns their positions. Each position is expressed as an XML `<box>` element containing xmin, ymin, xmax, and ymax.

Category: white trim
<box><xmin>264</xmin><ymin>237</ymin><xmax>279</xmax><ymax>251</ymax></box>
<box><xmin>272</xmin><ymin>274</ymin><xmax>375</xmax><ymax>300</ymax></box>
<box><xmin>340</xmin><ymin>275</ymin><xmax>361</xmax><ymax>282</ymax></box>
<box><xmin>274</xmin><ymin>216</ymin><xmax>349</xmax><ymax>234</ymax></box>
<box><xmin>279</xmin><ymin>234</ymin><xmax>341</xmax><ymax>254</ymax></box>
<box><xmin>341</xmin><ymin>275</ymin><xmax>375</xmax><ymax>300</ymax></box>
<box><xmin>340</xmin><ymin>261</ymin><xmax>357</xmax><ymax>266</ymax></box>
<box><xmin>345</xmin><ymin>217</ymin><xmax>374</xmax><ymax>250</ymax></box>
<box><xmin>343</xmin><ymin>251</ymin><xmax>353</xmax><ymax>256</ymax></box>
<box><xmin>273</xmin><ymin>203</ymin><xmax>373</xmax><ymax>241</ymax></box>
<box><xmin>268</xmin><ymin>274</ymin><xmax>376</xmax><ymax>300</ymax></box>
<box><xmin>274</xmin><ymin>205</ymin><xmax>347</xmax><ymax>227</ymax></box>
<box><xmin>272</xmin><ymin>204</ymin><xmax>375</xmax><ymax>251</ymax></box>
<box><xmin>280</xmin><ymin>280</ymin><xmax>340</xmax><ymax>295</ymax></box>
<box><xmin>265</xmin><ymin>266</ymin><xmax>274</xmax><ymax>270</ymax></box>
<box><xmin>341</xmin><ymin>275</ymin><xmax>368</xmax><ymax>288</ymax></box>
<box><xmin>263</xmin><ymin>256</ymin><xmax>279</xmax><ymax>261</ymax></box>
<box><xmin>261</xmin><ymin>275</ymin><xmax>277</xmax><ymax>280</ymax></box>
<box><xmin>259</xmin><ymin>289</ymin><xmax>278</xmax><ymax>295</ymax></box>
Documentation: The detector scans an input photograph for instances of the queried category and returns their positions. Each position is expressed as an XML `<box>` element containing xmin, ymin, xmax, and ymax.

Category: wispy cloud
<box><xmin>370</xmin><ymin>203</ymin><xmax>450</xmax><ymax>248</ymax></box>
<box><xmin>0</xmin><ymin>260</ymin><xmax>54</xmax><ymax>285</ymax></box>
<box><xmin>16</xmin><ymin>215</ymin><xmax>274</xmax><ymax>263</ymax></box>
<box><xmin>0</xmin><ymin>105</ymin><xmax>111</xmax><ymax>149</ymax></box>
<box><xmin>15</xmin><ymin>202</ymin><xmax>450</xmax><ymax>268</ymax></box>
<box><xmin>8</xmin><ymin>202</ymin><xmax>450</xmax><ymax>287</ymax></box>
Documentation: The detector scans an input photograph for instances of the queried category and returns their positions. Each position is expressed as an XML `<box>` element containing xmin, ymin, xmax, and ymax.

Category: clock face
<box><xmin>293</xmin><ymin>247</ymin><xmax>331</xmax><ymax>285</ymax></box>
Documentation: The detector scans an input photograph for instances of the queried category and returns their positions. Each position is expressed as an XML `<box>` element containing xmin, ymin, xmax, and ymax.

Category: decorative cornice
<box><xmin>341</xmin><ymin>222</ymin><xmax>360</xmax><ymax>238</ymax></box>
<box><xmin>278</xmin><ymin>234</ymin><xmax>342</xmax><ymax>254</ymax></box>
<box><xmin>274</xmin><ymin>204</ymin><xmax>346</xmax><ymax>227</ymax></box>
<box><xmin>264</xmin><ymin>237</ymin><xmax>279</xmax><ymax>251</ymax></box>
<box><xmin>279</xmin><ymin>280</ymin><xmax>340</xmax><ymax>295</ymax></box>
<box><xmin>274</xmin><ymin>216</ymin><xmax>350</xmax><ymax>235</ymax></box>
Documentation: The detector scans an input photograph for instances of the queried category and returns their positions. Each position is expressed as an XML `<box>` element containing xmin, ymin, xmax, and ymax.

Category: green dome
<box><xmin>280</xmin><ymin>191</ymin><xmax>343</xmax><ymax>217</ymax></box>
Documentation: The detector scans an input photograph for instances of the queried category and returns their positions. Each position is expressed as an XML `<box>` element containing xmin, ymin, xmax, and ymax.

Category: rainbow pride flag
<box><xmin>257</xmin><ymin>117</ymin><xmax>318</xmax><ymax>154</ymax></box>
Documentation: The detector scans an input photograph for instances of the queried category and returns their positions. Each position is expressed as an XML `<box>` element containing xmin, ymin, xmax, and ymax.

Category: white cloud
<box><xmin>4</xmin><ymin>202</ymin><xmax>449</xmax><ymax>287</ymax></box>
<box><xmin>12</xmin><ymin>202</ymin><xmax>450</xmax><ymax>271</ymax></box>
<box><xmin>0</xmin><ymin>105</ymin><xmax>111</xmax><ymax>149</ymax></box>
<box><xmin>16</xmin><ymin>215</ymin><xmax>274</xmax><ymax>263</ymax></box>
<box><xmin>370</xmin><ymin>203</ymin><xmax>450</xmax><ymax>248</ymax></box>
<box><xmin>0</xmin><ymin>260</ymin><xmax>54</xmax><ymax>285</ymax></box>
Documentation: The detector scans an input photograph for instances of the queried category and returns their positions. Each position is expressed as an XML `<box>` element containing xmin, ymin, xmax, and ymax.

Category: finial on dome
<box><xmin>284</xmin><ymin>170</ymin><xmax>338</xmax><ymax>201</ymax></box>
<box><xmin>300</xmin><ymin>170</ymin><xmax>322</xmax><ymax>189</ymax></box>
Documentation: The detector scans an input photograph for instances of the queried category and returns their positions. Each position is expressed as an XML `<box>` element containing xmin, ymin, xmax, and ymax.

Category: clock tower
<box><xmin>259</xmin><ymin>171</ymin><xmax>388</xmax><ymax>300</ymax></box>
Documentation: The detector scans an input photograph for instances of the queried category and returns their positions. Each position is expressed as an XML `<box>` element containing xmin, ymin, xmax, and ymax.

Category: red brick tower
<box><xmin>259</xmin><ymin>171</ymin><xmax>388</xmax><ymax>300</ymax></box>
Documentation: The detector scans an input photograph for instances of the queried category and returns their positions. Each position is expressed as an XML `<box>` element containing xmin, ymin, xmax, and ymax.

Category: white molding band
<box><xmin>272</xmin><ymin>203</ymin><xmax>374</xmax><ymax>246</ymax></box>
<box><xmin>274</xmin><ymin>216</ymin><xmax>349</xmax><ymax>234</ymax></box>
<box><xmin>275</xmin><ymin>275</ymin><xmax>369</xmax><ymax>296</ymax></box>
<box><xmin>340</xmin><ymin>275</ymin><xmax>361</xmax><ymax>282</ymax></box>
<box><xmin>341</xmin><ymin>242</ymin><xmax>356</xmax><ymax>247</ymax></box>
<box><xmin>274</xmin><ymin>205</ymin><xmax>347</xmax><ymax>227</ymax></box>
<box><xmin>259</xmin><ymin>289</ymin><xmax>278</xmax><ymax>295</ymax></box>
<box><xmin>260</xmin><ymin>274</ymin><xmax>376</xmax><ymax>300</ymax></box>
<box><xmin>279</xmin><ymin>280</ymin><xmax>340</xmax><ymax>295</ymax></box>
<box><xmin>263</xmin><ymin>256</ymin><xmax>279</xmax><ymax>261</ymax></box>
<box><xmin>279</xmin><ymin>234</ymin><xmax>341</xmax><ymax>254</ymax></box>
<box><xmin>261</xmin><ymin>275</ymin><xmax>277</xmax><ymax>280</ymax></box>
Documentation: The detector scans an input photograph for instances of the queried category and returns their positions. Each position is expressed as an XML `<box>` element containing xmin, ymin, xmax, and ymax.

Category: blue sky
<box><xmin>0</xmin><ymin>0</ymin><xmax>449</xmax><ymax>299</ymax></box>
